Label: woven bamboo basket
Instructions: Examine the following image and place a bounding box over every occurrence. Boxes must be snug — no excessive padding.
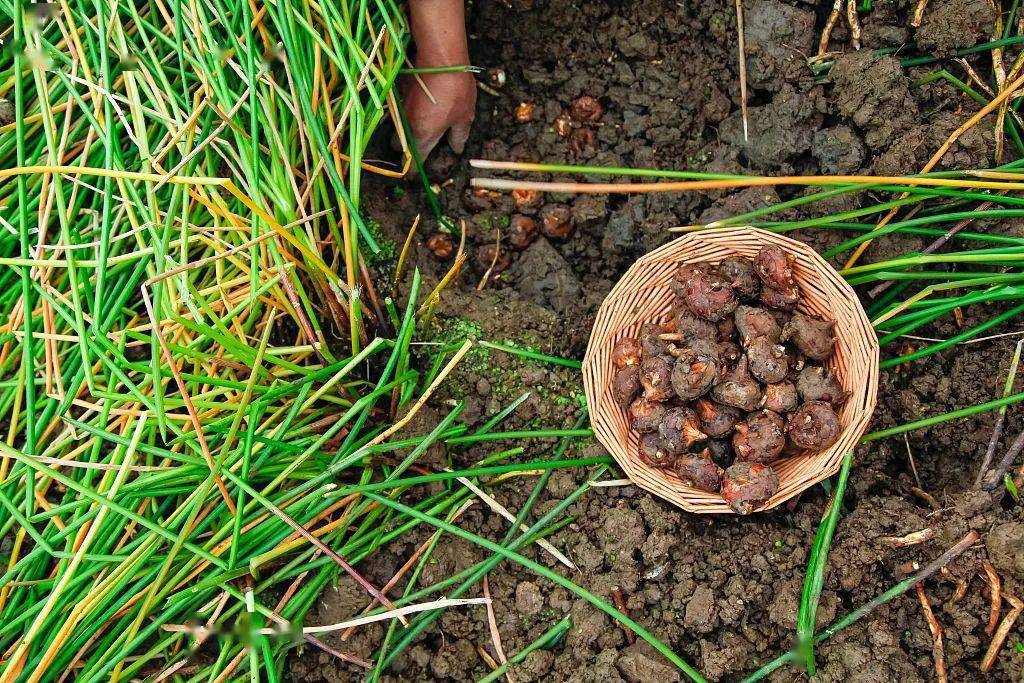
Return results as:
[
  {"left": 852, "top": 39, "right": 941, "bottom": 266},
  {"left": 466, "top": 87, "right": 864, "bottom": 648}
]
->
[{"left": 583, "top": 227, "right": 879, "bottom": 514}]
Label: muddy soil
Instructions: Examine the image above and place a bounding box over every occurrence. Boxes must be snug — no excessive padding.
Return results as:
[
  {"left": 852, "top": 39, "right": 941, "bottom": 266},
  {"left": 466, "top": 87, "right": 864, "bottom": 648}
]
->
[{"left": 289, "top": 0, "right": 1024, "bottom": 680}]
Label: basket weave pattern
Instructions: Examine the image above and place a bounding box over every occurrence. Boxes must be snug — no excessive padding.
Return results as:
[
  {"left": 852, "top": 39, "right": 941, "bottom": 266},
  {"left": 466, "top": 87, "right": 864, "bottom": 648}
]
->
[{"left": 583, "top": 227, "right": 879, "bottom": 514}]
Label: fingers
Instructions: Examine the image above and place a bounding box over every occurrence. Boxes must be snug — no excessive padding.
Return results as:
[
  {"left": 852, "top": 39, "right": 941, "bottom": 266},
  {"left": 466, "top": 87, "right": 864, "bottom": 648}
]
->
[
  {"left": 414, "top": 130, "right": 444, "bottom": 161},
  {"left": 447, "top": 120, "right": 472, "bottom": 155}
]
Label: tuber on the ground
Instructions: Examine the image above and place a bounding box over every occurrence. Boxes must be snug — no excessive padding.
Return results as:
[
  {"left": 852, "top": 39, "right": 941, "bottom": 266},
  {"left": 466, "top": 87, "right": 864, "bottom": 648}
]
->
[
  {"left": 507, "top": 215, "right": 539, "bottom": 249},
  {"left": 722, "top": 462, "right": 780, "bottom": 514}
]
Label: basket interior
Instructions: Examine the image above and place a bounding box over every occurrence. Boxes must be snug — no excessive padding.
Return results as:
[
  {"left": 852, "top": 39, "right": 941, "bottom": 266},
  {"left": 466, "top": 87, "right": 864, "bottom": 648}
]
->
[{"left": 583, "top": 229, "right": 878, "bottom": 514}]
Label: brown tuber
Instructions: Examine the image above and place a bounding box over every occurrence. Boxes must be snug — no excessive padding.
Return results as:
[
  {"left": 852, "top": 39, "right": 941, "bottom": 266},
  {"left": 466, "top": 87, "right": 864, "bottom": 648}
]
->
[
  {"left": 711, "top": 357, "right": 763, "bottom": 412},
  {"left": 639, "top": 433, "right": 674, "bottom": 468},
  {"left": 722, "top": 462, "right": 779, "bottom": 514},
  {"left": 555, "top": 111, "right": 573, "bottom": 137},
  {"left": 754, "top": 245, "right": 797, "bottom": 292},
  {"left": 675, "top": 451, "right": 724, "bottom": 492},
  {"left": 540, "top": 205, "right": 574, "bottom": 240},
  {"left": 611, "top": 337, "right": 641, "bottom": 368},
  {"left": 514, "top": 102, "right": 538, "bottom": 122},
  {"left": 630, "top": 397, "right": 665, "bottom": 433},
  {"left": 673, "top": 309, "right": 718, "bottom": 341},
  {"left": 733, "top": 410, "right": 786, "bottom": 463},
  {"left": 512, "top": 189, "right": 542, "bottom": 211},
  {"left": 782, "top": 313, "right": 836, "bottom": 361},
  {"left": 464, "top": 187, "right": 501, "bottom": 212},
  {"left": 486, "top": 67, "right": 507, "bottom": 88},
  {"left": 746, "top": 336, "right": 790, "bottom": 384},
  {"left": 760, "top": 283, "right": 800, "bottom": 310},
  {"left": 570, "top": 126, "right": 597, "bottom": 153},
  {"left": 719, "top": 255, "right": 760, "bottom": 301},
  {"left": 671, "top": 353, "right": 719, "bottom": 400},
  {"left": 640, "top": 356, "right": 674, "bottom": 401},
  {"left": 570, "top": 95, "right": 603, "bottom": 122},
  {"left": 659, "top": 407, "right": 707, "bottom": 454},
  {"left": 761, "top": 381, "right": 798, "bottom": 414},
  {"left": 734, "top": 305, "right": 781, "bottom": 346},
  {"left": 426, "top": 232, "right": 455, "bottom": 260},
  {"left": 507, "top": 215, "right": 539, "bottom": 249},
  {"left": 695, "top": 400, "right": 740, "bottom": 438},
  {"left": 673, "top": 264, "right": 738, "bottom": 322},
  {"left": 613, "top": 366, "right": 640, "bottom": 408},
  {"left": 640, "top": 322, "right": 671, "bottom": 358},
  {"left": 796, "top": 366, "right": 846, "bottom": 405},
  {"left": 476, "top": 244, "right": 510, "bottom": 274},
  {"left": 788, "top": 401, "right": 841, "bottom": 450}
]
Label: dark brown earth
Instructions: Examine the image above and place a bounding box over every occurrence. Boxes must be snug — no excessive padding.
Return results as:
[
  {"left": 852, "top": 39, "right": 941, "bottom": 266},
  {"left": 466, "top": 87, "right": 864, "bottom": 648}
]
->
[{"left": 288, "top": 0, "right": 1024, "bottom": 680}]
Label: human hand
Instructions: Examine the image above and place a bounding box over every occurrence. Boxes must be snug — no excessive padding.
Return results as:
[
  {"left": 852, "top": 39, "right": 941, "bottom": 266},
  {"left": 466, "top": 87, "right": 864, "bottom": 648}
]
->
[{"left": 405, "top": 0, "right": 476, "bottom": 159}]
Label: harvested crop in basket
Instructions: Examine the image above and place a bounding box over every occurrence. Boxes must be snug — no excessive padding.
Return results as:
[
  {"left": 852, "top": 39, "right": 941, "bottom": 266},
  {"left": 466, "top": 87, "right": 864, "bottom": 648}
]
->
[{"left": 613, "top": 245, "right": 847, "bottom": 513}]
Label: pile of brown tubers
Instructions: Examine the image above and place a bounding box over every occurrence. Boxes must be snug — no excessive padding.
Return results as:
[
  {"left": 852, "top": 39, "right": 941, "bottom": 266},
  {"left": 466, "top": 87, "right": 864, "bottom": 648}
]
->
[{"left": 611, "top": 245, "right": 847, "bottom": 514}]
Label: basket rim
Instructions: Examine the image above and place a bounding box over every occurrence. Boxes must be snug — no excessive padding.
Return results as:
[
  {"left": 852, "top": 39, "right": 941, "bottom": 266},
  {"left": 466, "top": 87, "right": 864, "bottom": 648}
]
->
[{"left": 582, "top": 227, "right": 880, "bottom": 514}]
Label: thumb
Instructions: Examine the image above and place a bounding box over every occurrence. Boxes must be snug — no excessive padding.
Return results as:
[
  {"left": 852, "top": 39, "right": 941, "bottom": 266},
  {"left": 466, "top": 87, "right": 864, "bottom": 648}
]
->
[{"left": 448, "top": 120, "right": 472, "bottom": 155}]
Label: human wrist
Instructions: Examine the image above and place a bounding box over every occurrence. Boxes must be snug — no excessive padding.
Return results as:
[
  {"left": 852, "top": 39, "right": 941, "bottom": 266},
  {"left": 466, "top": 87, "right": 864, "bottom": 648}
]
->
[{"left": 410, "top": 0, "right": 470, "bottom": 67}]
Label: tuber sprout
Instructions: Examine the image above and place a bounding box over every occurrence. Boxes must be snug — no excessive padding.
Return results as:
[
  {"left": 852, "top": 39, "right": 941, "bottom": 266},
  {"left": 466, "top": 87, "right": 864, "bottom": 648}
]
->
[
  {"left": 630, "top": 397, "right": 665, "bottom": 433},
  {"left": 675, "top": 451, "right": 724, "bottom": 492},
  {"left": 712, "top": 357, "right": 763, "bottom": 412},
  {"left": 640, "top": 322, "right": 671, "bottom": 358},
  {"left": 733, "top": 410, "right": 786, "bottom": 463},
  {"left": 640, "top": 356, "right": 674, "bottom": 401},
  {"left": 673, "top": 264, "right": 738, "bottom": 322},
  {"left": 722, "top": 462, "right": 780, "bottom": 514},
  {"left": 760, "top": 381, "right": 798, "bottom": 414},
  {"left": 719, "top": 255, "right": 760, "bottom": 301},
  {"left": 659, "top": 407, "right": 708, "bottom": 454},
  {"left": 788, "top": 401, "right": 841, "bottom": 450},
  {"left": 671, "top": 352, "right": 719, "bottom": 400},
  {"left": 695, "top": 399, "right": 741, "bottom": 437},
  {"left": 782, "top": 313, "right": 836, "bottom": 361},
  {"left": 746, "top": 336, "right": 790, "bottom": 384},
  {"left": 796, "top": 366, "right": 846, "bottom": 405}
]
